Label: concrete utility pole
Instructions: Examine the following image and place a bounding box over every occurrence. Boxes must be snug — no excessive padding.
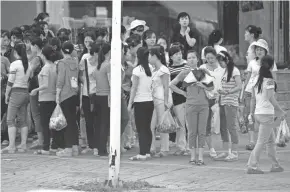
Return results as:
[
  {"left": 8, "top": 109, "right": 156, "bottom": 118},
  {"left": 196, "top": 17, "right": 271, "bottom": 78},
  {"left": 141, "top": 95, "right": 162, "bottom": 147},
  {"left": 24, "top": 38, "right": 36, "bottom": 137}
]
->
[{"left": 106, "top": 0, "right": 122, "bottom": 188}]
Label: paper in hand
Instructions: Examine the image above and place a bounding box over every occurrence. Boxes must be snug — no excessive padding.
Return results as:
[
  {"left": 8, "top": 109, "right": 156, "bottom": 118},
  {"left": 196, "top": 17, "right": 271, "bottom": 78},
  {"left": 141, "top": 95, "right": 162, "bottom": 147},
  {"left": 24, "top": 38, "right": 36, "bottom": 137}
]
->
[{"left": 184, "top": 71, "right": 197, "bottom": 83}]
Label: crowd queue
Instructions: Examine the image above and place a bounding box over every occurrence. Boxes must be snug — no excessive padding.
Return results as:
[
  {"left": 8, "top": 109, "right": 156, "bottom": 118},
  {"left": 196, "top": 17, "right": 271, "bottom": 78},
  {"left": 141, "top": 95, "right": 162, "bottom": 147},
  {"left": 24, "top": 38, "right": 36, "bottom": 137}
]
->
[{"left": 1, "top": 12, "right": 287, "bottom": 174}]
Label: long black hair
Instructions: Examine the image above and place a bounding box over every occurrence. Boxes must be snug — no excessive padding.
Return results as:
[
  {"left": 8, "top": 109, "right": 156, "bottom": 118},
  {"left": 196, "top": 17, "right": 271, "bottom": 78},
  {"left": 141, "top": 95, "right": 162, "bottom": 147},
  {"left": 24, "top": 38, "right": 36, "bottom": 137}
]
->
[
  {"left": 217, "top": 50, "right": 234, "bottom": 82},
  {"left": 14, "top": 42, "right": 28, "bottom": 72},
  {"left": 137, "top": 47, "right": 151, "bottom": 77},
  {"left": 97, "top": 42, "right": 111, "bottom": 70},
  {"left": 245, "top": 25, "right": 262, "bottom": 40},
  {"left": 142, "top": 30, "right": 156, "bottom": 48},
  {"left": 208, "top": 29, "right": 223, "bottom": 47},
  {"left": 149, "top": 45, "right": 166, "bottom": 66},
  {"left": 255, "top": 55, "right": 276, "bottom": 93}
]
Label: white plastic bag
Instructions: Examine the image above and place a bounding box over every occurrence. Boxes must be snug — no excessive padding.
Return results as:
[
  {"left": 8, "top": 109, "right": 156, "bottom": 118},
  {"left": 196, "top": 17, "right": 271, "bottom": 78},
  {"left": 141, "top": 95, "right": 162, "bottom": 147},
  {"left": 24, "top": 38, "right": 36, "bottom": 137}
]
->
[
  {"left": 211, "top": 103, "right": 220, "bottom": 134},
  {"left": 275, "top": 119, "right": 290, "bottom": 144},
  {"left": 49, "top": 104, "right": 67, "bottom": 131},
  {"left": 156, "top": 108, "right": 182, "bottom": 133}
]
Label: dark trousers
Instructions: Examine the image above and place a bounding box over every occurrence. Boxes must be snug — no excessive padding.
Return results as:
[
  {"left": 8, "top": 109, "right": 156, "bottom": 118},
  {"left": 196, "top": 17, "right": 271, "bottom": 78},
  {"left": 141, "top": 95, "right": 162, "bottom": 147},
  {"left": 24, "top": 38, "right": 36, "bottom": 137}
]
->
[
  {"left": 134, "top": 101, "right": 154, "bottom": 155},
  {"left": 40, "top": 101, "right": 64, "bottom": 150},
  {"left": 60, "top": 95, "right": 79, "bottom": 148},
  {"left": 1, "top": 97, "right": 8, "bottom": 142},
  {"left": 94, "top": 95, "right": 110, "bottom": 155},
  {"left": 82, "top": 95, "right": 97, "bottom": 149}
]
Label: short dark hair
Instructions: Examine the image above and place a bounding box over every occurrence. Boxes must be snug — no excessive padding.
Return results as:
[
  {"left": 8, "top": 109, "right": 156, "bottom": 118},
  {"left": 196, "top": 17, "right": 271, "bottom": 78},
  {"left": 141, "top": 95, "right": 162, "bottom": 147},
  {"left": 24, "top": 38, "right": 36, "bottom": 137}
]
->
[
  {"left": 177, "top": 12, "right": 190, "bottom": 21},
  {"left": 1, "top": 30, "right": 10, "bottom": 39},
  {"left": 204, "top": 46, "right": 217, "bottom": 57},
  {"left": 11, "top": 27, "right": 23, "bottom": 39}
]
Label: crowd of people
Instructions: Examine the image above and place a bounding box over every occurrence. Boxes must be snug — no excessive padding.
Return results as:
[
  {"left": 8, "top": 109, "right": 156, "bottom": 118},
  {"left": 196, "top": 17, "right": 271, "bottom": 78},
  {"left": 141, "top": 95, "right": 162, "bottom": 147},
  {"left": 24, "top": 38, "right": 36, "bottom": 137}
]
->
[{"left": 1, "top": 11, "right": 287, "bottom": 174}]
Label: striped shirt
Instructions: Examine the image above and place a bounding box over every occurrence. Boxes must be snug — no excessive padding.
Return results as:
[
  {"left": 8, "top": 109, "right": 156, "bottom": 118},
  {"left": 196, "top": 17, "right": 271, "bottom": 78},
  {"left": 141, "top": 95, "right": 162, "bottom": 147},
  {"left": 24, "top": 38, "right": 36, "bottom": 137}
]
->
[
  {"left": 220, "top": 67, "right": 241, "bottom": 107},
  {"left": 168, "top": 62, "right": 191, "bottom": 106}
]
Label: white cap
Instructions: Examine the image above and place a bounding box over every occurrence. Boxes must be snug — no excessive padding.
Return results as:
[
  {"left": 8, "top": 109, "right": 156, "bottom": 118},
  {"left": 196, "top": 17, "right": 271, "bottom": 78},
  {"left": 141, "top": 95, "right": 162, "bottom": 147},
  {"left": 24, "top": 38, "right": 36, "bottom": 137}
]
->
[
  {"left": 251, "top": 39, "right": 269, "bottom": 53},
  {"left": 129, "top": 19, "right": 146, "bottom": 30}
]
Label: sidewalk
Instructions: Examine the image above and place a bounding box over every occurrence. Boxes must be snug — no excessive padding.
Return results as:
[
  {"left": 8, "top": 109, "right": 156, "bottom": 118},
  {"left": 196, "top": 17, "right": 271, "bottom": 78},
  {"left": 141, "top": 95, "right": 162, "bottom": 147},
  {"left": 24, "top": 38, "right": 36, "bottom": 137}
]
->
[{"left": 2, "top": 134, "right": 290, "bottom": 192}]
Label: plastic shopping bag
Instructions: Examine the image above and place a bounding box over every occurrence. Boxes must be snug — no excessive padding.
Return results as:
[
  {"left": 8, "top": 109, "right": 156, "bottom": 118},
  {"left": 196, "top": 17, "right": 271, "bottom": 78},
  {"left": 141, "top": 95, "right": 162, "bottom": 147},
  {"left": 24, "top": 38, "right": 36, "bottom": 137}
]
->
[
  {"left": 275, "top": 119, "right": 290, "bottom": 145},
  {"left": 211, "top": 103, "right": 220, "bottom": 134},
  {"left": 79, "top": 116, "right": 88, "bottom": 147},
  {"left": 156, "top": 108, "right": 182, "bottom": 133},
  {"left": 49, "top": 104, "right": 67, "bottom": 131}
]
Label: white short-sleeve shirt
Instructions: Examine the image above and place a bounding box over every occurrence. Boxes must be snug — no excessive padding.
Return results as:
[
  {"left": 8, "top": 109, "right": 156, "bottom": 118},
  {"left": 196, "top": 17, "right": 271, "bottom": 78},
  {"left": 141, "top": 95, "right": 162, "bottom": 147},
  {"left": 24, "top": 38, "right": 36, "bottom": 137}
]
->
[
  {"left": 132, "top": 65, "right": 153, "bottom": 102},
  {"left": 245, "top": 59, "right": 277, "bottom": 93},
  {"left": 254, "top": 78, "right": 275, "bottom": 115}
]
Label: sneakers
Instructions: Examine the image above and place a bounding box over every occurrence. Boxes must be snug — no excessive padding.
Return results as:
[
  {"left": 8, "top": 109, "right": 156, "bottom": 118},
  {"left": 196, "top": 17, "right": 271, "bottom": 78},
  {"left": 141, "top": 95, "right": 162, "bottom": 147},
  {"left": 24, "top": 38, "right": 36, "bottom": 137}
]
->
[
  {"left": 246, "top": 167, "right": 264, "bottom": 174},
  {"left": 93, "top": 148, "right": 99, "bottom": 156},
  {"left": 56, "top": 148, "right": 73, "bottom": 157},
  {"left": 224, "top": 152, "right": 238, "bottom": 162},
  {"left": 1, "top": 146, "right": 16, "bottom": 154},
  {"left": 214, "top": 153, "right": 228, "bottom": 161},
  {"left": 72, "top": 145, "right": 79, "bottom": 156},
  {"left": 129, "top": 154, "right": 147, "bottom": 161},
  {"left": 81, "top": 147, "right": 93, "bottom": 154},
  {"left": 154, "top": 151, "right": 168, "bottom": 158},
  {"left": 209, "top": 148, "right": 217, "bottom": 158},
  {"left": 30, "top": 140, "right": 43, "bottom": 150},
  {"left": 270, "top": 165, "right": 284, "bottom": 173}
]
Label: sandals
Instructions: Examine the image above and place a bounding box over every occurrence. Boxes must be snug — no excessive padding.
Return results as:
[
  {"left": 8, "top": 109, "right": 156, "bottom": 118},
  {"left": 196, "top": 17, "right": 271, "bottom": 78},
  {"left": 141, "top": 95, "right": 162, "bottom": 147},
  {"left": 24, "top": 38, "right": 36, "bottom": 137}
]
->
[
  {"left": 196, "top": 160, "right": 205, "bottom": 166},
  {"left": 189, "top": 160, "right": 197, "bottom": 165},
  {"left": 34, "top": 150, "right": 50, "bottom": 155},
  {"left": 1, "top": 147, "right": 16, "bottom": 154},
  {"left": 17, "top": 144, "right": 27, "bottom": 153}
]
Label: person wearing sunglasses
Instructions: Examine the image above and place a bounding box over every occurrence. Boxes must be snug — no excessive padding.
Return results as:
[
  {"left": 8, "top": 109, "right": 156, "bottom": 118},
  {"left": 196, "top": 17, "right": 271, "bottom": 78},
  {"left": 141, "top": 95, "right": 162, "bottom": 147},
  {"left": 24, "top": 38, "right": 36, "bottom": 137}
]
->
[{"left": 129, "top": 19, "right": 148, "bottom": 37}]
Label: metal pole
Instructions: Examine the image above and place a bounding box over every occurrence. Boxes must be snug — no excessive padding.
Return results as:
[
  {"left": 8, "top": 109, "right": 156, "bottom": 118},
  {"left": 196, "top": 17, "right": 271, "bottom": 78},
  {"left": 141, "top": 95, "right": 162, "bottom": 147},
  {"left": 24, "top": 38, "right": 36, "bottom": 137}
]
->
[{"left": 106, "top": 0, "right": 122, "bottom": 188}]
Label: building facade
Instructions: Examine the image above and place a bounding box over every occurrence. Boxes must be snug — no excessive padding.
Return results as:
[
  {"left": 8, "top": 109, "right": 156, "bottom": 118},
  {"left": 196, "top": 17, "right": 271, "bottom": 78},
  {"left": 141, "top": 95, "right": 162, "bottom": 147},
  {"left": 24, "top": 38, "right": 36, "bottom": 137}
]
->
[{"left": 1, "top": 1, "right": 289, "bottom": 68}]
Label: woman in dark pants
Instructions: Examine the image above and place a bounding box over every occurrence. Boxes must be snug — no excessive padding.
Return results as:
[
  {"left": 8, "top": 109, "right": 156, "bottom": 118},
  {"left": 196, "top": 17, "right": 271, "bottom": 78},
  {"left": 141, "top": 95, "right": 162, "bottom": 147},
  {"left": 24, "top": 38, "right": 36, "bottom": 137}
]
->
[
  {"left": 56, "top": 41, "right": 79, "bottom": 157},
  {"left": 93, "top": 42, "right": 111, "bottom": 157},
  {"left": 32, "top": 45, "right": 63, "bottom": 155},
  {"left": 127, "top": 47, "right": 154, "bottom": 161}
]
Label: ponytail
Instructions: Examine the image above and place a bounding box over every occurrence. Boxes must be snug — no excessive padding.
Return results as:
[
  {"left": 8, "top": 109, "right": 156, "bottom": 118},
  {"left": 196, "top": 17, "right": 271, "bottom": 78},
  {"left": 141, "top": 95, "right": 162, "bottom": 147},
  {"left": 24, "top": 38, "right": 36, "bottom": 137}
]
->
[{"left": 14, "top": 43, "right": 28, "bottom": 73}]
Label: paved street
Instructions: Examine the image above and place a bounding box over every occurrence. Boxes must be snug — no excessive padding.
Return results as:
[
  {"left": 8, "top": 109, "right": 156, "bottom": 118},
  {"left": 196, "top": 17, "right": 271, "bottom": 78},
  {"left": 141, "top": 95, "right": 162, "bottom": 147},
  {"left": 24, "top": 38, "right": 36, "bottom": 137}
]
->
[{"left": 2, "top": 134, "right": 290, "bottom": 192}]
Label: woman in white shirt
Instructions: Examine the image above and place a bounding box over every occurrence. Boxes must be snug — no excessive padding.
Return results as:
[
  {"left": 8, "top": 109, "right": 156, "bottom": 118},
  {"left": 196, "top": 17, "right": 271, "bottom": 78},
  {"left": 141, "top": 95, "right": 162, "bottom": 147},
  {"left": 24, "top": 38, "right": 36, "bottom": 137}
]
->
[
  {"left": 244, "top": 39, "right": 277, "bottom": 151},
  {"left": 247, "top": 55, "right": 285, "bottom": 174},
  {"left": 149, "top": 45, "right": 172, "bottom": 157},
  {"left": 201, "top": 29, "right": 227, "bottom": 63},
  {"left": 244, "top": 25, "right": 262, "bottom": 64},
  {"left": 79, "top": 43, "right": 101, "bottom": 156},
  {"left": 2, "top": 43, "right": 30, "bottom": 154},
  {"left": 199, "top": 46, "right": 225, "bottom": 158},
  {"left": 128, "top": 47, "right": 154, "bottom": 161}
]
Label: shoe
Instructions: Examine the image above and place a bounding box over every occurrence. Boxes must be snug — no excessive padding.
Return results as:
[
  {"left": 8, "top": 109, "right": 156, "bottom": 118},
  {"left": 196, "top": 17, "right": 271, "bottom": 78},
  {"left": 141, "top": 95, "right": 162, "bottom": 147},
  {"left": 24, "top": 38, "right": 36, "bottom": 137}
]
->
[
  {"left": 154, "top": 151, "right": 168, "bottom": 158},
  {"left": 173, "top": 150, "right": 187, "bottom": 156},
  {"left": 196, "top": 160, "right": 205, "bottom": 166},
  {"left": 270, "top": 165, "right": 284, "bottom": 173},
  {"left": 56, "top": 148, "right": 73, "bottom": 157},
  {"left": 34, "top": 150, "right": 50, "bottom": 155},
  {"left": 214, "top": 153, "right": 228, "bottom": 161},
  {"left": 72, "top": 145, "right": 79, "bottom": 156},
  {"left": 224, "top": 152, "right": 238, "bottom": 162},
  {"left": 81, "top": 147, "right": 93, "bottom": 154},
  {"left": 93, "top": 148, "right": 99, "bottom": 156},
  {"left": 146, "top": 154, "right": 151, "bottom": 158},
  {"left": 2, "top": 140, "right": 9, "bottom": 146},
  {"left": 1, "top": 147, "right": 16, "bottom": 154},
  {"left": 129, "top": 154, "right": 147, "bottom": 161},
  {"left": 209, "top": 148, "right": 217, "bottom": 158},
  {"left": 246, "top": 167, "right": 264, "bottom": 174},
  {"left": 50, "top": 148, "right": 58, "bottom": 153},
  {"left": 17, "top": 144, "right": 27, "bottom": 153},
  {"left": 246, "top": 143, "right": 255, "bottom": 151},
  {"left": 29, "top": 140, "right": 43, "bottom": 150}
]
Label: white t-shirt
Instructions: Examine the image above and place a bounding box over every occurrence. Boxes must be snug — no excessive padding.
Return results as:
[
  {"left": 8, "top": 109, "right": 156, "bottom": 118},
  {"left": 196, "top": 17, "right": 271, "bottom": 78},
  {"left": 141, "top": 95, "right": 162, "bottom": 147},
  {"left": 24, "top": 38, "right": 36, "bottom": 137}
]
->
[
  {"left": 220, "top": 67, "right": 241, "bottom": 107},
  {"left": 199, "top": 63, "right": 225, "bottom": 99},
  {"left": 201, "top": 45, "right": 227, "bottom": 60},
  {"left": 82, "top": 58, "right": 97, "bottom": 96},
  {"left": 151, "top": 65, "right": 172, "bottom": 102},
  {"left": 246, "top": 41, "right": 256, "bottom": 64},
  {"left": 254, "top": 78, "right": 275, "bottom": 115},
  {"left": 8, "top": 60, "right": 28, "bottom": 88},
  {"left": 245, "top": 59, "right": 277, "bottom": 93},
  {"left": 132, "top": 65, "right": 153, "bottom": 102}
]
